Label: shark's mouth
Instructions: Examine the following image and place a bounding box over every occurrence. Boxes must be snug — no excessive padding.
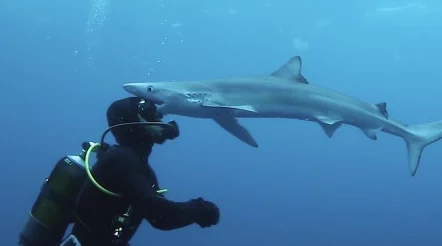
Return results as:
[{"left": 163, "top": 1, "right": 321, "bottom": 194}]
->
[
  {"left": 155, "top": 102, "right": 168, "bottom": 113},
  {"left": 150, "top": 98, "right": 166, "bottom": 105}
]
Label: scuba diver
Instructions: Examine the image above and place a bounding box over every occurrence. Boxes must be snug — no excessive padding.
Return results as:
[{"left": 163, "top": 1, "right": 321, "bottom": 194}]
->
[{"left": 19, "top": 96, "right": 220, "bottom": 246}]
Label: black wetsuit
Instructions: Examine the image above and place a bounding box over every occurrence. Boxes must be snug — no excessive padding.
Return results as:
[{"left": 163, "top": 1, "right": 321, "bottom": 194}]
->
[
  {"left": 71, "top": 144, "right": 202, "bottom": 246},
  {"left": 70, "top": 97, "right": 219, "bottom": 246}
]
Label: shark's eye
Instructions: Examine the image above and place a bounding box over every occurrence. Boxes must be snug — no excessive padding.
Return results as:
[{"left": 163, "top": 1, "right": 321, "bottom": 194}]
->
[{"left": 147, "top": 86, "right": 154, "bottom": 92}]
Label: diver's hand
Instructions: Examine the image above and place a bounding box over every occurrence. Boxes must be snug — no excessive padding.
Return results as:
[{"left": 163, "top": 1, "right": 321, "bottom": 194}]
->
[
  {"left": 164, "top": 120, "right": 179, "bottom": 140},
  {"left": 193, "top": 198, "right": 220, "bottom": 228}
]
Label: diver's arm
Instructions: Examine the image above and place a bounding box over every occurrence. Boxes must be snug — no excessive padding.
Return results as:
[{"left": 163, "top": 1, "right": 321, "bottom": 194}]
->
[
  {"left": 112, "top": 149, "right": 201, "bottom": 231},
  {"left": 140, "top": 193, "right": 203, "bottom": 230}
]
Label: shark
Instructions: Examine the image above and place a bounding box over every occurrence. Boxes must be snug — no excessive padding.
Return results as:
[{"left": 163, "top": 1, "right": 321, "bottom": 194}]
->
[{"left": 122, "top": 55, "right": 442, "bottom": 176}]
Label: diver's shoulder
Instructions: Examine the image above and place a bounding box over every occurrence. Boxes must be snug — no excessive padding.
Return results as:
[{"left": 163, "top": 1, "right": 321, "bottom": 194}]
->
[{"left": 99, "top": 144, "right": 137, "bottom": 160}]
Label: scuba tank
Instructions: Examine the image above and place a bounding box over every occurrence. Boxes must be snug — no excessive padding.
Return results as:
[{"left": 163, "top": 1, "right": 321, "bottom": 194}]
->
[
  {"left": 19, "top": 120, "right": 174, "bottom": 246},
  {"left": 18, "top": 142, "right": 98, "bottom": 246}
]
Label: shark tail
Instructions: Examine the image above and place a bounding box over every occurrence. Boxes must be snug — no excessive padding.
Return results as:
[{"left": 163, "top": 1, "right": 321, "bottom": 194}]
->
[{"left": 406, "top": 120, "right": 442, "bottom": 176}]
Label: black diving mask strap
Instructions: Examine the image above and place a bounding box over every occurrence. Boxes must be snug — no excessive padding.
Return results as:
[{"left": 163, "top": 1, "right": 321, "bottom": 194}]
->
[{"left": 99, "top": 121, "right": 177, "bottom": 147}]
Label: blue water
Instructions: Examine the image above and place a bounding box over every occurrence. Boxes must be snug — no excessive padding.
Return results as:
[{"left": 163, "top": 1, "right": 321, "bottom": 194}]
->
[{"left": 2, "top": 0, "right": 442, "bottom": 245}]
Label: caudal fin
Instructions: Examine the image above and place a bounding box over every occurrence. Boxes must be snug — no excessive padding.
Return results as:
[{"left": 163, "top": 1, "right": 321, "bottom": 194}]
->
[{"left": 406, "top": 120, "right": 442, "bottom": 176}]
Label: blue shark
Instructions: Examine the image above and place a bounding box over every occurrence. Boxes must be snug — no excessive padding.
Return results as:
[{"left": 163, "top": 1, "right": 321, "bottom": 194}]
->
[{"left": 123, "top": 56, "right": 442, "bottom": 176}]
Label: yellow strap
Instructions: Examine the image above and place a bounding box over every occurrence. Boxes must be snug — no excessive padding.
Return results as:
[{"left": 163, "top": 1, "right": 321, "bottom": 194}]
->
[{"left": 84, "top": 143, "right": 168, "bottom": 198}]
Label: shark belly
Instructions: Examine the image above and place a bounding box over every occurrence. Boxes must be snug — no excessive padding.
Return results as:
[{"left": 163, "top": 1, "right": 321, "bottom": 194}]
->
[
  {"left": 303, "top": 93, "right": 387, "bottom": 130},
  {"left": 159, "top": 103, "right": 220, "bottom": 119},
  {"left": 229, "top": 86, "right": 392, "bottom": 140}
]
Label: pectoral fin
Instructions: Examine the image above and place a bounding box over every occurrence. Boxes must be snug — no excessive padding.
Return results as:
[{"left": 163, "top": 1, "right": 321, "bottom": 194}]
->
[{"left": 212, "top": 116, "right": 258, "bottom": 147}]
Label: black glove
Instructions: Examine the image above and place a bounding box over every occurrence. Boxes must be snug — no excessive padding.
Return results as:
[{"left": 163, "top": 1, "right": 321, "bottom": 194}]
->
[
  {"left": 163, "top": 120, "right": 179, "bottom": 140},
  {"left": 192, "top": 198, "right": 220, "bottom": 228}
]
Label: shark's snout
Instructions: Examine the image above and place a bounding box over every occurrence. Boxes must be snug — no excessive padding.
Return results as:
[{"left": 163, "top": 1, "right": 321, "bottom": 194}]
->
[
  {"left": 123, "top": 83, "right": 141, "bottom": 96},
  {"left": 123, "top": 82, "right": 165, "bottom": 105}
]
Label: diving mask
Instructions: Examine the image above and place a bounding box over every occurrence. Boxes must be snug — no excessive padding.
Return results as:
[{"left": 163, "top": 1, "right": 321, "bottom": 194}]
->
[{"left": 137, "top": 99, "right": 179, "bottom": 141}]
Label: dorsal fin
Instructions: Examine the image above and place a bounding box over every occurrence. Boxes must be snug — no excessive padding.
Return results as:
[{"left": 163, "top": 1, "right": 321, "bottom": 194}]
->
[
  {"left": 271, "top": 56, "right": 309, "bottom": 84},
  {"left": 375, "top": 102, "right": 388, "bottom": 119}
]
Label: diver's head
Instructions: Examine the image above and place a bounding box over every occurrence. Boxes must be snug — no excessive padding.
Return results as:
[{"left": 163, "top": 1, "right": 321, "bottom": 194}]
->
[{"left": 106, "top": 97, "right": 179, "bottom": 148}]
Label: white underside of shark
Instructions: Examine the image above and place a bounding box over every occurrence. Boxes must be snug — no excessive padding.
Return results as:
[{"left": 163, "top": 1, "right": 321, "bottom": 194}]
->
[{"left": 123, "top": 56, "right": 442, "bottom": 176}]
